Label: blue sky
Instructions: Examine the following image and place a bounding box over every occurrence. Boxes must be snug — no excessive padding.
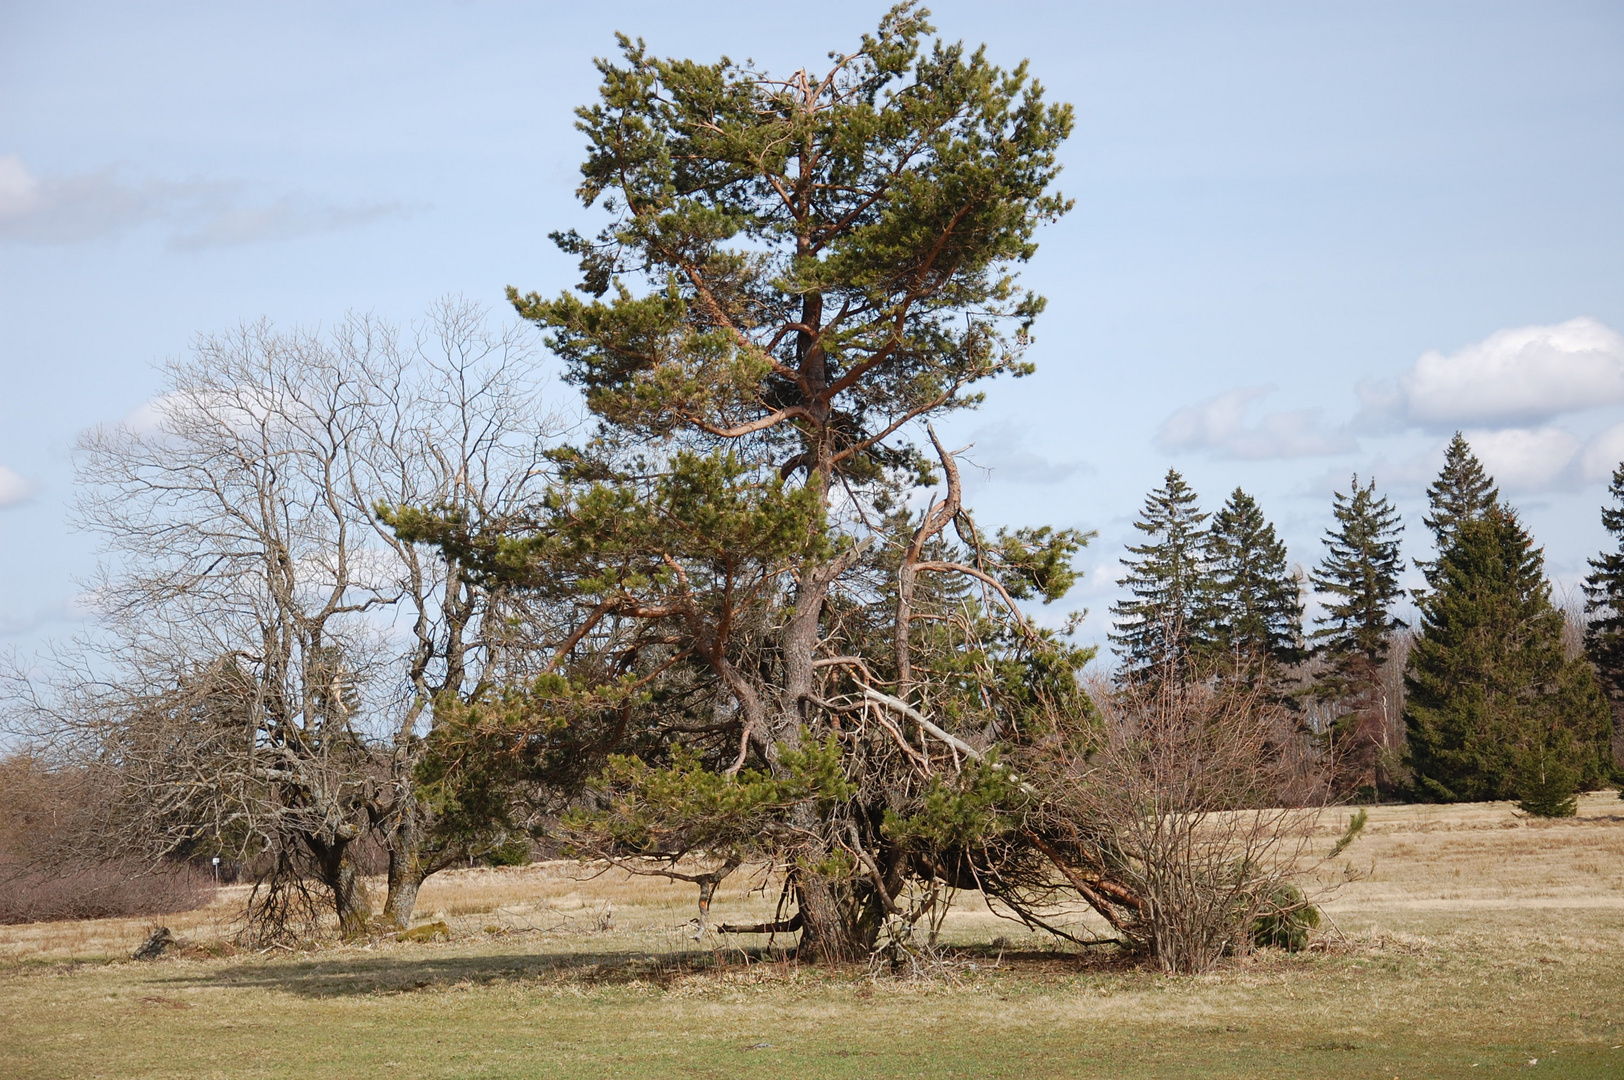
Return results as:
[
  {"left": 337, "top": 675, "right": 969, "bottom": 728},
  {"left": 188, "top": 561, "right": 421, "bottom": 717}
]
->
[{"left": 2, "top": 0, "right": 1622, "bottom": 656}]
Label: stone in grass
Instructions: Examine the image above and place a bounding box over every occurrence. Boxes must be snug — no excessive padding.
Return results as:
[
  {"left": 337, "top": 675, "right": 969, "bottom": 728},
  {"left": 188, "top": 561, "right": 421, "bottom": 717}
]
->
[
  {"left": 132, "top": 926, "right": 174, "bottom": 960},
  {"left": 396, "top": 920, "right": 451, "bottom": 943}
]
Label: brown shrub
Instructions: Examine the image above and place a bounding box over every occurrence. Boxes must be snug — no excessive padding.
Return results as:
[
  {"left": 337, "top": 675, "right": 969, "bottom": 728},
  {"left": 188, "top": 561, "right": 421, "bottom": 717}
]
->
[
  {"left": 0, "top": 752, "right": 215, "bottom": 924},
  {"left": 0, "top": 858, "right": 214, "bottom": 925}
]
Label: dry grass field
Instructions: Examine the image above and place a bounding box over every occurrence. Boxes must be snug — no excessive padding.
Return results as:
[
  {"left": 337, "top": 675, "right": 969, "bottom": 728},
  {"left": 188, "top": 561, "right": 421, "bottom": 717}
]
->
[{"left": 1, "top": 794, "right": 1620, "bottom": 1079}]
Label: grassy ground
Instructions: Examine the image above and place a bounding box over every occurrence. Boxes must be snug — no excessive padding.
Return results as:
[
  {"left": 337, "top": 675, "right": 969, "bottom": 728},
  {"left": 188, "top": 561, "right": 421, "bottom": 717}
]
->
[{"left": 2, "top": 794, "right": 1621, "bottom": 1079}]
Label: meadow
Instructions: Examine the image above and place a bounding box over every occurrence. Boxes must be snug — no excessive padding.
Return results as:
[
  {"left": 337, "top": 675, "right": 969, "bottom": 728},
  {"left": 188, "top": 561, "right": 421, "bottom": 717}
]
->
[{"left": 1, "top": 794, "right": 1621, "bottom": 1079}]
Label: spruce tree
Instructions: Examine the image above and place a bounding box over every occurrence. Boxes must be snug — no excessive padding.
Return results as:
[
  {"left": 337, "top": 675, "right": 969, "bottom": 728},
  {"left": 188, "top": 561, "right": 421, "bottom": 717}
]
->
[
  {"left": 1404, "top": 507, "right": 1609, "bottom": 808},
  {"left": 1310, "top": 476, "right": 1406, "bottom": 789},
  {"left": 1206, "top": 488, "right": 1303, "bottom": 674},
  {"left": 1111, "top": 470, "right": 1210, "bottom": 684},
  {"left": 1419, "top": 432, "right": 1499, "bottom": 586},
  {"left": 1582, "top": 461, "right": 1624, "bottom": 788}
]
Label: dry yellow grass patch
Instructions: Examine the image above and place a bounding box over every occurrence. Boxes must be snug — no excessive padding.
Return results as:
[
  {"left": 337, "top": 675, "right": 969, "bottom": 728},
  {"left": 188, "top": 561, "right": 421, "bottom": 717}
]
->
[
  {"left": 3, "top": 792, "right": 1619, "bottom": 962},
  {"left": 2, "top": 795, "right": 1622, "bottom": 1079},
  {"left": 1323, "top": 791, "right": 1624, "bottom": 912}
]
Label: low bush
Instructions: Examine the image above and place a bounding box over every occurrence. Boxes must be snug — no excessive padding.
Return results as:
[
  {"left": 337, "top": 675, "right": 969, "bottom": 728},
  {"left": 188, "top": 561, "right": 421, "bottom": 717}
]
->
[
  {"left": 1249, "top": 882, "right": 1321, "bottom": 952},
  {"left": 0, "top": 858, "right": 214, "bottom": 924}
]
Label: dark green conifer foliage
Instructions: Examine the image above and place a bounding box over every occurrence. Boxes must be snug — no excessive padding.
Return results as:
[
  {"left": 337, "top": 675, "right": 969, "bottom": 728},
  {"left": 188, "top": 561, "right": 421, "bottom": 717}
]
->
[
  {"left": 1206, "top": 488, "right": 1303, "bottom": 673},
  {"left": 1310, "top": 476, "right": 1406, "bottom": 786},
  {"left": 394, "top": 5, "right": 1087, "bottom": 963},
  {"left": 1110, "top": 470, "right": 1209, "bottom": 684},
  {"left": 1582, "top": 462, "right": 1624, "bottom": 785},
  {"left": 1404, "top": 507, "right": 1609, "bottom": 806},
  {"left": 1419, "top": 433, "right": 1499, "bottom": 586}
]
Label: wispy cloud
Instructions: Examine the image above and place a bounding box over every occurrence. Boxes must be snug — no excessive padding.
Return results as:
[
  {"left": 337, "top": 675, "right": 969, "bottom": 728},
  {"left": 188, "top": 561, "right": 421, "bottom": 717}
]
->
[
  {"left": 1359, "top": 317, "right": 1624, "bottom": 430},
  {"left": 170, "top": 196, "right": 407, "bottom": 250},
  {"left": 0, "top": 153, "right": 408, "bottom": 248},
  {"left": 0, "top": 594, "right": 95, "bottom": 639},
  {"left": 960, "top": 420, "right": 1090, "bottom": 485},
  {"left": 1157, "top": 386, "right": 1357, "bottom": 460},
  {"left": 0, "top": 465, "right": 35, "bottom": 508}
]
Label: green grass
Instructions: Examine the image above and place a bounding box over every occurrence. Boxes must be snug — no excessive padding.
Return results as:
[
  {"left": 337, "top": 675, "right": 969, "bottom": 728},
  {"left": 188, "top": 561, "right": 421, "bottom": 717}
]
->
[{"left": 3, "top": 907, "right": 1621, "bottom": 1079}]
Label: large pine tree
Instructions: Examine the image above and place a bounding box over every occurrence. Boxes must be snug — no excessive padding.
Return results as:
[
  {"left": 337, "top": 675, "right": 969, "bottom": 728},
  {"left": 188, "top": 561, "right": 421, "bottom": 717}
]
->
[
  {"left": 1582, "top": 462, "right": 1624, "bottom": 783},
  {"left": 1206, "top": 487, "right": 1303, "bottom": 674},
  {"left": 1404, "top": 506, "right": 1609, "bottom": 807},
  {"left": 1311, "top": 475, "right": 1406, "bottom": 788},
  {"left": 1111, "top": 469, "right": 1210, "bottom": 684}
]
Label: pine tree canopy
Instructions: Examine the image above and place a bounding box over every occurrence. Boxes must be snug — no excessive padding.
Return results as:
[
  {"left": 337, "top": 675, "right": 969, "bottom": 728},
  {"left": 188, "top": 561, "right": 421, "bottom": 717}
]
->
[
  {"left": 1420, "top": 433, "right": 1499, "bottom": 585},
  {"left": 1206, "top": 487, "right": 1303, "bottom": 669},
  {"left": 1404, "top": 506, "right": 1609, "bottom": 803},
  {"left": 1110, "top": 469, "right": 1210, "bottom": 683},
  {"left": 1312, "top": 475, "right": 1406, "bottom": 667},
  {"left": 510, "top": 2, "right": 1074, "bottom": 483},
  {"left": 1582, "top": 461, "right": 1624, "bottom": 777}
]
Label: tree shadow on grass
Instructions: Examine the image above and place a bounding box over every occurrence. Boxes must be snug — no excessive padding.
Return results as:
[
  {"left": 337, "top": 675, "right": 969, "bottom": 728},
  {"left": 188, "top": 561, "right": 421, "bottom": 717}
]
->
[
  {"left": 152, "top": 941, "right": 1115, "bottom": 999},
  {"left": 155, "top": 944, "right": 799, "bottom": 999}
]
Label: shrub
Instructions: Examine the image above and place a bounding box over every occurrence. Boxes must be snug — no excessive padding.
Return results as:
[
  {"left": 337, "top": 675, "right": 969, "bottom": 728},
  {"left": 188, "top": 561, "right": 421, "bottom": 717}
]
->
[
  {"left": 1249, "top": 882, "right": 1321, "bottom": 951},
  {"left": 0, "top": 858, "right": 214, "bottom": 924}
]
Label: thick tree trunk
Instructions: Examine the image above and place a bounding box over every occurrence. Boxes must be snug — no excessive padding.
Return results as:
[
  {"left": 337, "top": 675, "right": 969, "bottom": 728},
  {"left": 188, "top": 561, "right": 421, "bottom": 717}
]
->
[
  {"left": 329, "top": 857, "right": 372, "bottom": 939},
  {"left": 378, "top": 800, "right": 433, "bottom": 931},
  {"left": 794, "top": 870, "right": 882, "bottom": 962},
  {"left": 306, "top": 833, "right": 372, "bottom": 939}
]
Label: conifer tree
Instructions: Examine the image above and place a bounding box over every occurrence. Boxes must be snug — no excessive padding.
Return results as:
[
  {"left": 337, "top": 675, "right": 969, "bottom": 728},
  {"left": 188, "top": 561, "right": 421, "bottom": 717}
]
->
[
  {"left": 1583, "top": 462, "right": 1624, "bottom": 787},
  {"left": 1419, "top": 432, "right": 1499, "bottom": 585},
  {"left": 1206, "top": 488, "right": 1303, "bottom": 674},
  {"left": 1310, "top": 476, "right": 1406, "bottom": 788},
  {"left": 1111, "top": 470, "right": 1210, "bottom": 684},
  {"left": 1404, "top": 507, "right": 1609, "bottom": 808},
  {"left": 392, "top": 5, "right": 1085, "bottom": 961}
]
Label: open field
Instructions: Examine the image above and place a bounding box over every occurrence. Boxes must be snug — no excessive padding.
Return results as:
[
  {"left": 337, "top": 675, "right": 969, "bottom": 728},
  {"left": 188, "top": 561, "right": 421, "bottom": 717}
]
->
[{"left": 2, "top": 794, "right": 1621, "bottom": 1079}]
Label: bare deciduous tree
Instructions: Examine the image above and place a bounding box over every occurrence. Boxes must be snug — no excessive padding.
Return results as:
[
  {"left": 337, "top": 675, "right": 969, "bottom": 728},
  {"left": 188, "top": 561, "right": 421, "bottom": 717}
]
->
[{"left": 10, "top": 298, "right": 564, "bottom": 937}]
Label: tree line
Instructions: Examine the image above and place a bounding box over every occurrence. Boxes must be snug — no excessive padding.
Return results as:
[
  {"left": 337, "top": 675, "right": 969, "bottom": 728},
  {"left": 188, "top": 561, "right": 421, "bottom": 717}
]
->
[
  {"left": 1109, "top": 434, "right": 1620, "bottom": 814},
  {"left": 2, "top": 4, "right": 1618, "bottom": 973}
]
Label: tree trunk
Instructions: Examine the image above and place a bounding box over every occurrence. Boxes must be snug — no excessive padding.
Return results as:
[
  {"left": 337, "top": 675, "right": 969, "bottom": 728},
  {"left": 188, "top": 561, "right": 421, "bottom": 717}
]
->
[
  {"left": 378, "top": 800, "right": 432, "bottom": 931},
  {"left": 306, "top": 834, "right": 372, "bottom": 939},
  {"left": 330, "top": 857, "right": 372, "bottom": 939},
  {"left": 789, "top": 821, "right": 886, "bottom": 963}
]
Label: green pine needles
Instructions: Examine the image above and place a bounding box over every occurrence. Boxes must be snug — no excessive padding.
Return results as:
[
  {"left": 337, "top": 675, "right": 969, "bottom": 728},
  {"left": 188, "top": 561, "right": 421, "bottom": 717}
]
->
[
  {"left": 1110, "top": 470, "right": 1210, "bottom": 683},
  {"left": 1404, "top": 505, "right": 1609, "bottom": 810},
  {"left": 1310, "top": 475, "right": 1406, "bottom": 788},
  {"left": 1583, "top": 462, "right": 1624, "bottom": 793},
  {"left": 1111, "top": 472, "right": 1301, "bottom": 687},
  {"left": 1207, "top": 487, "right": 1304, "bottom": 673}
]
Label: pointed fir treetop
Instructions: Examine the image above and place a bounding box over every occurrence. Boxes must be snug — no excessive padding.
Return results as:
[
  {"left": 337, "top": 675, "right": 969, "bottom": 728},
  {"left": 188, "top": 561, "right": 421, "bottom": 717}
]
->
[
  {"left": 1417, "top": 504, "right": 1550, "bottom": 642},
  {"left": 1207, "top": 487, "right": 1303, "bottom": 668},
  {"left": 1423, "top": 433, "right": 1500, "bottom": 557},
  {"left": 1110, "top": 469, "right": 1210, "bottom": 682},
  {"left": 1311, "top": 474, "right": 1406, "bottom": 666}
]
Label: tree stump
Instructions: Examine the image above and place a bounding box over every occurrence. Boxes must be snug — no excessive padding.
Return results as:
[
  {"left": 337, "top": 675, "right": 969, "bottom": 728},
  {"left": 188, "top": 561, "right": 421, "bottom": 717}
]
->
[{"left": 132, "top": 926, "right": 174, "bottom": 960}]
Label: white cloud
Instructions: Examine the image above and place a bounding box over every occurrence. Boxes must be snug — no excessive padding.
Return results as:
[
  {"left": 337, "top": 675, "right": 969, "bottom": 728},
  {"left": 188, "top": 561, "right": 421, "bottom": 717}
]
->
[
  {"left": 1579, "top": 421, "right": 1624, "bottom": 485},
  {"left": 0, "top": 153, "right": 406, "bottom": 248},
  {"left": 1465, "top": 427, "right": 1582, "bottom": 492},
  {"left": 0, "top": 465, "right": 35, "bottom": 507},
  {"left": 1157, "top": 386, "right": 1357, "bottom": 460},
  {"left": 1363, "top": 317, "right": 1624, "bottom": 429}
]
